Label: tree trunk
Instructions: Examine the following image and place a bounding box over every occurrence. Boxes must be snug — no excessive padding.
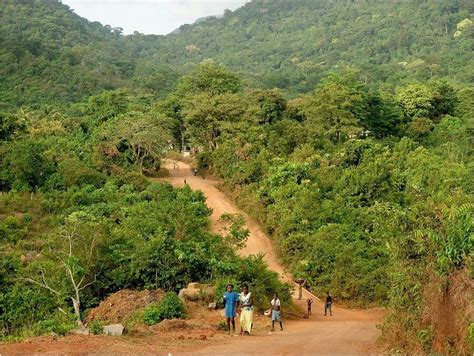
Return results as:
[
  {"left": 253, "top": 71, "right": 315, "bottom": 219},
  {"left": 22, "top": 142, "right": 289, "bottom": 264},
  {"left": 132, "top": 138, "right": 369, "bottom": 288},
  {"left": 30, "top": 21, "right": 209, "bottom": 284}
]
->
[{"left": 71, "top": 296, "right": 83, "bottom": 326}]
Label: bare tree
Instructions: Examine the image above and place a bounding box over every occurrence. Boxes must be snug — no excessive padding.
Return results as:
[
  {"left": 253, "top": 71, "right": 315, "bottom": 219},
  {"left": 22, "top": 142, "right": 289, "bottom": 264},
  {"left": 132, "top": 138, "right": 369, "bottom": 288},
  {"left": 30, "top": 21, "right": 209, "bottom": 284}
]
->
[{"left": 21, "top": 212, "right": 100, "bottom": 326}]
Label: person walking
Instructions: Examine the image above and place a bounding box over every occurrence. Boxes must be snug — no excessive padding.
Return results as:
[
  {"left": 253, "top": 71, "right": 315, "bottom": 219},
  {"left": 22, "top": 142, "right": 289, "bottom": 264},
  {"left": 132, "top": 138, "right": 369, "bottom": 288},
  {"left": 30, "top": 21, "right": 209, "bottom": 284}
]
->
[
  {"left": 223, "top": 284, "right": 239, "bottom": 335},
  {"left": 270, "top": 293, "right": 283, "bottom": 331},
  {"left": 325, "top": 292, "right": 333, "bottom": 316},
  {"left": 239, "top": 284, "right": 253, "bottom": 335},
  {"left": 307, "top": 298, "right": 313, "bottom": 316}
]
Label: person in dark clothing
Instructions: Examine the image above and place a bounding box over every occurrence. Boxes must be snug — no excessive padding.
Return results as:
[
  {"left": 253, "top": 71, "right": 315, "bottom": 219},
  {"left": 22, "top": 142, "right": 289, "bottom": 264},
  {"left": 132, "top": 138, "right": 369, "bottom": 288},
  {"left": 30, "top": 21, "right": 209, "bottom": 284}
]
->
[
  {"left": 324, "top": 292, "right": 332, "bottom": 316},
  {"left": 307, "top": 298, "right": 313, "bottom": 315}
]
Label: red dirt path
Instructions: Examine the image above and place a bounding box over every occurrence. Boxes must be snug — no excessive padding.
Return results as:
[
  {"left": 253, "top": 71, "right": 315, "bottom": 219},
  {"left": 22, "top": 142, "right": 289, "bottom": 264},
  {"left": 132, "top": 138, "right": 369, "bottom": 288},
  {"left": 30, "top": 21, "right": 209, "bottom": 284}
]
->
[{"left": 0, "top": 160, "right": 384, "bottom": 355}]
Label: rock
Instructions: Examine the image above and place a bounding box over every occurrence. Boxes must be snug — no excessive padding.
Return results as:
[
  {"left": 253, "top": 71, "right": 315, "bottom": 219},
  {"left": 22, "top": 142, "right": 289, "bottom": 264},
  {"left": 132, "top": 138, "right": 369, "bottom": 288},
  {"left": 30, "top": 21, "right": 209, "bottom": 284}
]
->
[
  {"left": 72, "top": 326, "right": 89, "bottom": 335},
  {"left": 178, "top": 282, "right": 215, "bottom": 301},
  {"left": 208, "top": 302, "right": 217, "bottom": 309},
  {"left": 50, "top": 332, "right": 58, "bottom": 340},
  {"left": 103, "top": 323, "right": 124, "bottom": 336},
  {"left": 178, "top": 287, "right": 201, "bottom": 301}
]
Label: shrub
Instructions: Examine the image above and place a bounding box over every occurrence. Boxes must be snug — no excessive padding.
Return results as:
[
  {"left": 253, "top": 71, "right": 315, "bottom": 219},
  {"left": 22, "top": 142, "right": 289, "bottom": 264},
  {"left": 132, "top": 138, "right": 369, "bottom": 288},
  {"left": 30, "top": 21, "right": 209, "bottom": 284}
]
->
[
  {"left": 34, "top": 318, "right": 74, "bottom": 336},
  {"left": 89, "top": 320, "right": 104, "bottom": 335},
  {"left": 142, "top": 292, "right": 186, "bottom": 326},
  {"left": 142, "top": 305, "right": 161, "bottom": 326}
]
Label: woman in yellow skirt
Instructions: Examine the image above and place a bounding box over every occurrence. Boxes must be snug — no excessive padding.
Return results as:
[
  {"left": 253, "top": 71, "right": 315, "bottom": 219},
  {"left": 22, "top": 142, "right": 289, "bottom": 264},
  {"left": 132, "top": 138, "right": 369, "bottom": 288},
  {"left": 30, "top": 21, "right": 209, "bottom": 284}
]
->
[{"left": 239, "top": 284, "right": 253, "bottom": 335}]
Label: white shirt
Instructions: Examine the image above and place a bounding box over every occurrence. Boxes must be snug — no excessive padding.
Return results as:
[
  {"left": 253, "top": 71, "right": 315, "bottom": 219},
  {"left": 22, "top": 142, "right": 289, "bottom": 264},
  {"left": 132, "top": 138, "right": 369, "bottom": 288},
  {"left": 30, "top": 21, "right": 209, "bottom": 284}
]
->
[
  {"left": 240, "top": 292, "right": 252, "bottom": 306},
  {"left": 271, "top": 298, "right": 281, "bottom": 307}
]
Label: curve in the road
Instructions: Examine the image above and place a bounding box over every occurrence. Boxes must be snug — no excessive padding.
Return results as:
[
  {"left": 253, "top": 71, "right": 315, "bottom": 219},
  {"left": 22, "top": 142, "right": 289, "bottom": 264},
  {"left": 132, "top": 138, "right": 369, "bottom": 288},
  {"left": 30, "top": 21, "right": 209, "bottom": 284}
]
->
[{"left": 154, "top": 159, "right": 384, "bottom": 354}]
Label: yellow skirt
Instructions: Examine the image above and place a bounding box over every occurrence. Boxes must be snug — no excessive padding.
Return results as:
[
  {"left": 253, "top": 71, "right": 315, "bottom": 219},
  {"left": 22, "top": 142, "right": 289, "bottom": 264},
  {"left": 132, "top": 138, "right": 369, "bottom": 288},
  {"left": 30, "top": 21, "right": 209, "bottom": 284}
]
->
[{"left": 240, "top": 307, "right": 253, "bottom": 333}]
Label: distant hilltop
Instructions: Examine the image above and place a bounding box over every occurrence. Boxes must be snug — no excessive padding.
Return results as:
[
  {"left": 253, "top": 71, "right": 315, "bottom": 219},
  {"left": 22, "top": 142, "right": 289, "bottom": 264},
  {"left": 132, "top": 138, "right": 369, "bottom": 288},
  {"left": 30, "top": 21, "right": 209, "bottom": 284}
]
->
[{"left": 170, "top": 13, "right": 224, "bottom": 35}]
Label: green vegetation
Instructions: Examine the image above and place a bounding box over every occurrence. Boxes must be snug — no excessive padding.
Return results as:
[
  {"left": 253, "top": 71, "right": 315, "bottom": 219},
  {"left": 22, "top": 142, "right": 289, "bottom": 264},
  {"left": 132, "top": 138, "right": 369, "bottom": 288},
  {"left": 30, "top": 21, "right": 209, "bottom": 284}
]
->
[
  {"left": 158, "top": 62, "right": 472, "bottom": 353},
  {"left": 142, "top": 292, "right": 186, "bottom": 326},
  {"left": 0, "top": 89, "right": 290, "bottom": 337},
  {"left": 1, "top": 1, "right": 473, "bottom": 109},
  {"left": 89, "top": 320, "right": 104, "bottom": 335},
  {"left": 0, "top": 0, "right": 472, "bottom": 354}
]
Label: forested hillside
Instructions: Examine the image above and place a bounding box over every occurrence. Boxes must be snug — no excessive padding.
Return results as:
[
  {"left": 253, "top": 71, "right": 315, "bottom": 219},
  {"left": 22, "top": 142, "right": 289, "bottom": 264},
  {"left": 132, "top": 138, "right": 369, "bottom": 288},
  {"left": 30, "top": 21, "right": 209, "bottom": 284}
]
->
[
  {"left": 0, "top": 0, "right": 473, "bottom": 354},
  {"left": 151, "top": 0, "right": 474, "bottom": 91},
  {"left": 0, "top": 0, "right": 177, "bottom": 109},
  {"left": 1, "top": 0, "right": 473, "bottom": 109}
]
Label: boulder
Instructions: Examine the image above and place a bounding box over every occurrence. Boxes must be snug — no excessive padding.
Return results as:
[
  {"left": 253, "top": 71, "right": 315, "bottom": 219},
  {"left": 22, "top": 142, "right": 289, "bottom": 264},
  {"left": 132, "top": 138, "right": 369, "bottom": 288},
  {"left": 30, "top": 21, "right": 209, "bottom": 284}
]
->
[
  {"left": 178, "top": 287, "right": 201, "bottom": 301},
  {"left": 208, "top": 302, "right": 217, "bottom": 309},
  {"left": 178, "top": 282, "right": 216, "bottom": 301},
  {"left": 72, "top": 326, "right": 89, "bottom": 335},
  {"left": 103, "top": 323, "right": 124, "bottom": 336}
]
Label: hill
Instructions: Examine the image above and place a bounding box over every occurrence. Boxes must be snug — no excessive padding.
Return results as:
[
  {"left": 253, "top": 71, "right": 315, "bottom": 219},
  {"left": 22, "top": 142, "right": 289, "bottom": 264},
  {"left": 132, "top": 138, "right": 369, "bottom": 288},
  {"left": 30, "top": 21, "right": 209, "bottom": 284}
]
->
[
  {"left": 0, "top": 1, "right": 473, "bottom": 354},
  {"left": 0, "top": 0, "right": 177, "bottom": 109},
  {"left": 137, "top": 0, "right": 474, "bottom": 91},
  {"left": 1, "top": 0, "right": 473, "bottom": 109}
]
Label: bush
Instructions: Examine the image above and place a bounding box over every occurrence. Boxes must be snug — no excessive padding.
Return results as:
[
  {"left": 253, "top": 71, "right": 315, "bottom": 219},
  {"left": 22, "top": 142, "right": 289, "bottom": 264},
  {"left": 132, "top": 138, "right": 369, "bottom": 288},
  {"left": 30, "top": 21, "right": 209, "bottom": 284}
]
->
[
  {"left": 89, "top": 320, "right": 104, "bottom": 335},
  {"left": 34, "top": 318, "right": 75, "bottom": 336},
  {"left": 142, "top": 292, "right": 186, "bottom": 326}
]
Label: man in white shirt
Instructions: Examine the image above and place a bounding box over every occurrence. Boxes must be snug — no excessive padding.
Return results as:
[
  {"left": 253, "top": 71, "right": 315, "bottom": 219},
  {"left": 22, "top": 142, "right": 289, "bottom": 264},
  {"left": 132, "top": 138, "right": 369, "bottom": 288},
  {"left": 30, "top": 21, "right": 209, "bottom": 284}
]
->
[{"left": 270, "top": 293, "right": 283, "bottom": 331}]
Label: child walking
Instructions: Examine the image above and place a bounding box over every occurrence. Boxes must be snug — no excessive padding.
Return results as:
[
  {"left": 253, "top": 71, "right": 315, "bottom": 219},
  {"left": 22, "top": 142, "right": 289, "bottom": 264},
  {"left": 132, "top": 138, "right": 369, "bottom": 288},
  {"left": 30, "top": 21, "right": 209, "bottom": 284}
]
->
[{"left": 271, "top": 293, "right": 283, "bottom": 331}]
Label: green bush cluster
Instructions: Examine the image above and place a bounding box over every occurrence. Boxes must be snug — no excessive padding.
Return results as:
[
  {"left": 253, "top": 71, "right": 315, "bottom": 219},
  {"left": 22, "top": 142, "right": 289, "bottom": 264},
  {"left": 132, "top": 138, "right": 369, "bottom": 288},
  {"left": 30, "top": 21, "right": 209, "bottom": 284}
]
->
[
  {"left": 142, "top": 292, "right": 186, "bottom": 326},
  {"left": 89, "top": 320, "right": 104, "bottom": 335},
  {"left": 33, "top": 319, "right": 75, "bottom": 337}
]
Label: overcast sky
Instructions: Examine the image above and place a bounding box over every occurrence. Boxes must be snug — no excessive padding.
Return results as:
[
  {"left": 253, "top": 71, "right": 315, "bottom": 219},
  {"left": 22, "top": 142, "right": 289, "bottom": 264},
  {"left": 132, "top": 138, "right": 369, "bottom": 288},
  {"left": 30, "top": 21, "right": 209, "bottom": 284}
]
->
[{"left": 62, "top": 0, "right": 250, "bottom": 35}]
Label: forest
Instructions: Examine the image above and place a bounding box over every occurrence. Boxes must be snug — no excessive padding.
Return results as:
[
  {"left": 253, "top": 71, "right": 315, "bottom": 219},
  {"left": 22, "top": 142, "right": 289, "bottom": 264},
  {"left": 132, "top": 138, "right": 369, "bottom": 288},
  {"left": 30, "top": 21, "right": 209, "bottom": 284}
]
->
[
  {"left": 0, "top": 0, "right": 473, "bottom": 354},
  {"left": 1, "top": 0, "right": 474, "bottom": 108}
]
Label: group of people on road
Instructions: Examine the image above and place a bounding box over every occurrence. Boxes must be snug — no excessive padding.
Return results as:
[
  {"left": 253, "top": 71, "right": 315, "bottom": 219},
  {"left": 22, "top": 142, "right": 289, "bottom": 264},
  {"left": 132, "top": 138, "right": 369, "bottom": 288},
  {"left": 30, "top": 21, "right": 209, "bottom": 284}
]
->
[
  {"left": 224, "top": 283, "right": 334, "bottom": 336},
  {"left": 306, "top": 292, "right": 333, "bottom": 316},
  {"left": 224, "top": 283, "right": 283, "bottom": 336}
]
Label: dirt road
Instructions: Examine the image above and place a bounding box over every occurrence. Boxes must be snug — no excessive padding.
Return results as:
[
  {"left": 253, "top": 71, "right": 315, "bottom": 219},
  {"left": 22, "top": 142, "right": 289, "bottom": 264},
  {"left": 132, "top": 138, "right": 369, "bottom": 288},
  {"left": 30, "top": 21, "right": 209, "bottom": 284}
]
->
[
  {"left": 0, "top": 161, "right": 383, "bottom": 356},
  {"left": 158, "top": 160, "right": 384, "bottom": 355}
]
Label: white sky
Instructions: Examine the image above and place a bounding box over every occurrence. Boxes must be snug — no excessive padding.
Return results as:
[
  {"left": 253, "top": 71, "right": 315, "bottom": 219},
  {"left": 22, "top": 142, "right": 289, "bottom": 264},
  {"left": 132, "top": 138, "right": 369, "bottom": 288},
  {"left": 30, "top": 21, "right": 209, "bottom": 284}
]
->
[{"left": 62, "top": 0, "right": 250, "bottom": 35}]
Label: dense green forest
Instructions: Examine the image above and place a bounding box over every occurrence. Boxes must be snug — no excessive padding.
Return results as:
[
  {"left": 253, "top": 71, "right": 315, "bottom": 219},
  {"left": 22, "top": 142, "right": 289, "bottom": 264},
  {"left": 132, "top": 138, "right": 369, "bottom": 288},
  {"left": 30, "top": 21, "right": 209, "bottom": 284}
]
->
[
  {"left": 0, "top": 89, "right": 290, "bottom": 338},
  {"left": 1, "top": 0, "right": 473, "bottom": 108},
  {"left": 1, "top": 0, "right": 473, "bottom": 354}
]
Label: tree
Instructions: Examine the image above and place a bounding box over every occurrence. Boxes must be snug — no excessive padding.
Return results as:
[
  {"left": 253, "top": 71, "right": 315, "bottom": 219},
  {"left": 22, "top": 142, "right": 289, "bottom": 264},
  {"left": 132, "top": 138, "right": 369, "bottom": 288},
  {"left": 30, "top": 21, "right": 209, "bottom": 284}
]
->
[
  {"left": 430, "top": 81, "right": 458, "bottom": 120},
  {"left": 397, "top": 84, "right": 435, "bottom": 120},
  {"left": 362, "top": 93, "right": 402, "bottom": 138},
  {"left": 303, "top": 79, "right": 364, "bottom": 143},
  {"left": 249, "top": 89, "right": 287, "bottom": 125},
  {"left": 0, "top": 112, "right": 25, "bottom": 141},
  {"left": 103, "top": 111, "right": 175, "bottom": 172},
  {"left": 21, "top": 212, "right": 103, "bottom": 326},
  {"left": 87, "top": 90, "right": 129, "bottom": 124},
  {"left": 175, "top": 60, "right": 242, "bottom": 97},
  {"left": 182, "top": 93, "right": 245, "bottom": 151},
  {"left": 219, "top": 213, "right": 249, "bottom": 249}
]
